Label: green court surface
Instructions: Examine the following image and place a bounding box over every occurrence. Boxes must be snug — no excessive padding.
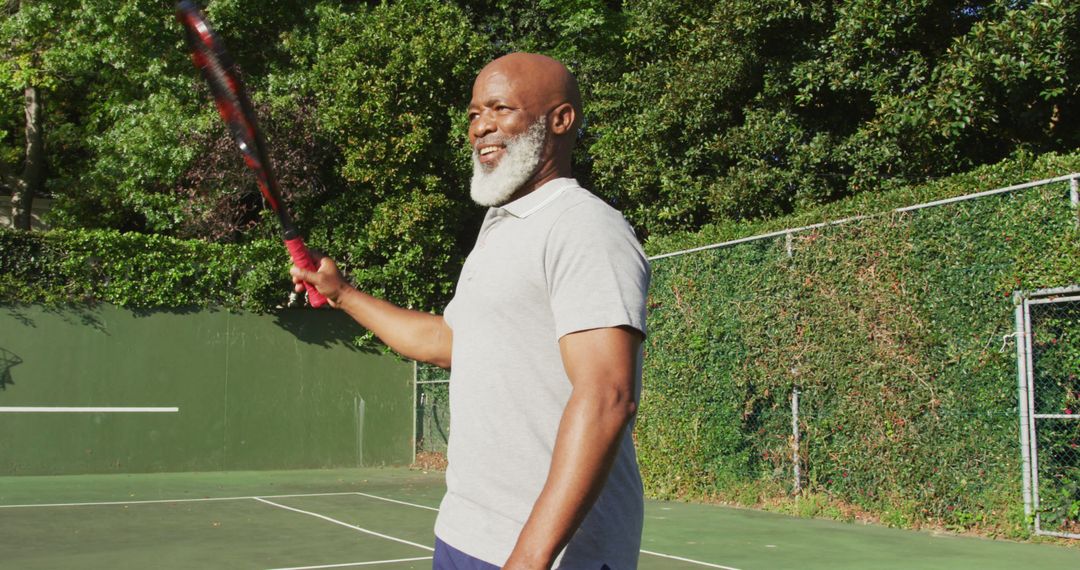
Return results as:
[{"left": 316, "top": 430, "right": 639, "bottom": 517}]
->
[{"left": 1, "top": 468, "right": 1077, "bottom": 569}]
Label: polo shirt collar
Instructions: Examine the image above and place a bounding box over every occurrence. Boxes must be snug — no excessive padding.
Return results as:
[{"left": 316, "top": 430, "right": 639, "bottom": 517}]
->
[{"left": 501, "top": 178, "right": 578, "bottom": 218}]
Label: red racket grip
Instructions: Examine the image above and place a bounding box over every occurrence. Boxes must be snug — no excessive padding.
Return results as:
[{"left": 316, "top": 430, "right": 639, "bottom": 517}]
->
[{"left": 283, "top": 237, "right": 329, "bottom": 308}]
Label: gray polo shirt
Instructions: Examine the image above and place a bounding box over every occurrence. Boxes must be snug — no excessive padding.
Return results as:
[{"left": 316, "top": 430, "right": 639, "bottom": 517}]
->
[{"left": 437, "top": 178, "right": 649, "bottom": 568}]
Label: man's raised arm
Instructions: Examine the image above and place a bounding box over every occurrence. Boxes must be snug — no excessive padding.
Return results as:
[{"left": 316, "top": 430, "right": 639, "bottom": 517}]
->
[{"left": 291, "top": 257, "right": 453, "bottom": 368}]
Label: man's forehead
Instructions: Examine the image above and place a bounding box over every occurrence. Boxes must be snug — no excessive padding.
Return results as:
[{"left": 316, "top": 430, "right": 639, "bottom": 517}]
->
[
  {"left": 471, "top": 67, "right": 536, "bottom": 104},
  {"left": 471, "top": 54, "right": 568, "bottom": 104}
]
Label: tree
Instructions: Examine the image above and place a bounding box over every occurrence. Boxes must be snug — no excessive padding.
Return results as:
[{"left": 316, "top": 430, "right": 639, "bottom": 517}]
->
[
  {"left": 53, "top": 0, "right": 315, "bottom": 235},
  {"left": 587, "top": 0, "right": 1078, "bottom": 239},
  {"left": 0, "top": 0, "right": 193, "bottom": 232},
  {"left": 0, "top": 0, "right": 69, "bottom": 230},
  {"left": 791, "top": 0, "right": 1078, "bottom": 191},
  {"left": 1, "top": 0, "right": 494, "bottom": 312},
  {"left": 588, "top": 0, "right": 830, "bottom": 236},
  {"left": 4, "top": 0, "right": 1072, "bottom": 313},
  {"left": 297, "top": 0, "right": 492, "bottom": 310}
]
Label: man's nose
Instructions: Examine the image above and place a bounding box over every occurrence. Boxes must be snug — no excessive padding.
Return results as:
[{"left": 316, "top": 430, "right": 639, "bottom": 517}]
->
[{"left": 470, "top": 110, "right": 496, "bottom": 141}]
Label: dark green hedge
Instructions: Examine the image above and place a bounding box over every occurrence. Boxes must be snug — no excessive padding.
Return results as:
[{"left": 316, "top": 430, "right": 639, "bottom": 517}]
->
[
  {"left": 0, "top": 230, "right": 290, "bottom": 312},
  {"left": 639, "top": 153, "right": 1080, "bottom": 536}
]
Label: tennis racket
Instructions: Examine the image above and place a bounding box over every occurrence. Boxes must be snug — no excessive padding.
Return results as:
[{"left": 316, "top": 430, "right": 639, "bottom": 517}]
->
[{"left": 175, "top": 0, "right": 327, "bottom": 308}]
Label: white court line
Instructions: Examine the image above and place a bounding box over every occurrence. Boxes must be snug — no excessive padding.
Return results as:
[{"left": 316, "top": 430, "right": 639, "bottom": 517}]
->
[
  {"left": 0, "top": 406, "right": 178, "bottom": 413},
  {"left": 641, "top": 549, "right": 743, "bottom": 570},
  {"left": 266, "top": 556, "right": 433, "bottom": 570},
  {"left": 254, "top": 497, "right": 434, "bottom": 552},
  {"left": 2, "top": 488, "right": 737, "bottom": 569},
  {"left": 0, "top": 491, "right": 362, "bottom": 509},
  {"left": 352, "top": 492, "right": 439, "bottom": 512}
]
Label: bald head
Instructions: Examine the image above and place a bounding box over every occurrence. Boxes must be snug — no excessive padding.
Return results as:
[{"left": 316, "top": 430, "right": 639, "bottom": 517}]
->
[{"left": 474, "top": 52, "right": 583, "bottom": 135}]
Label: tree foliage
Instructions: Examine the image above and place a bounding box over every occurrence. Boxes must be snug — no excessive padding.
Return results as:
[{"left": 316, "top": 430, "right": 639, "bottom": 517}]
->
[
  {"left": 1, "top": 0, "right": 1076, "bottom": 308},
  {"left": 589, "top": 0, "right": 1078, "bottom": 237},
  {"left": 293, "top": 0, "right": 492, "bottom": 309}
]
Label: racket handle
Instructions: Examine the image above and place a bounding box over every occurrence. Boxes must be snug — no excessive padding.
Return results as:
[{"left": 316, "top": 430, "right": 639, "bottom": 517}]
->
[{"left": 283, "top": 236, "right": 329, "bottom": 308}]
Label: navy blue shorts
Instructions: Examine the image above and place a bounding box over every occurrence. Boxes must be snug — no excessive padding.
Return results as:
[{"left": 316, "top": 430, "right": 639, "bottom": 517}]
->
[
  {"left": 432, "top": 537, "right": 613, "bottom": 570},
  {"left": 432, "top": 538, "right": 499, "bottom": 570}
]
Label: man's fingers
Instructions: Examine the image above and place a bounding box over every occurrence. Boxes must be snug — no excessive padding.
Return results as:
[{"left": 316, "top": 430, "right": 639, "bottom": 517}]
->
[
  {"left": 317, "top": 256, "right": 337, "bottom": 274},
  {"left": 290, "top": 265, "right": 313, "bottom": 283}
]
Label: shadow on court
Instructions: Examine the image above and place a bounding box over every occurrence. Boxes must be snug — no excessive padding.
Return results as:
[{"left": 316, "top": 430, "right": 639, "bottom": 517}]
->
[{"left": 0, "top": 467, "right": 1077, "bottom": 569}]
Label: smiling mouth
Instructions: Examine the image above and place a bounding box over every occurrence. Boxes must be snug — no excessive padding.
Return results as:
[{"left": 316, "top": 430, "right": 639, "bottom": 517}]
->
[{"left": 476, "top": 145, "right": 505, "bottom": 166}]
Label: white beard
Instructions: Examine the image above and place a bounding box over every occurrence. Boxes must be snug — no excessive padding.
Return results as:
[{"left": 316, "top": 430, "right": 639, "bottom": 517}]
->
[{"left": 470, "top": 119, "right": 547, "bottom": 207}]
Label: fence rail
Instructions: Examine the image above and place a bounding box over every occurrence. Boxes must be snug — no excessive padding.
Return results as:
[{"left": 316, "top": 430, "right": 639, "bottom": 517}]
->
[{"left": 649, "top": 173, "right": 1079, "bottom": 262}]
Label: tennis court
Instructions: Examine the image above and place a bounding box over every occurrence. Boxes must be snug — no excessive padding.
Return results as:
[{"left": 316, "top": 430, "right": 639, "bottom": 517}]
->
[{"left": 2, "top": 467, "right": 1077, "bottom": 569}]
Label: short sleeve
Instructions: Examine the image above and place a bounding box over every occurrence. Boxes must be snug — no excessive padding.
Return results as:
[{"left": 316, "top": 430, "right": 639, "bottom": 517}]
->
[{"left": 545, "top": 200, "right": 650, "bottom": 339}]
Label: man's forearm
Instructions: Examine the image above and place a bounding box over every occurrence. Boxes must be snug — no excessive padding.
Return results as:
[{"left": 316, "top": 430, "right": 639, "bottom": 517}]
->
[
  {"left": 504, "top": 384, "right": 636, "bottom": 569},
  {"left": 335, "top": 287, "right": 452, "bottom": 368},
  {"left": 291, "top": 258, "right": 453, "bottom": 367}
]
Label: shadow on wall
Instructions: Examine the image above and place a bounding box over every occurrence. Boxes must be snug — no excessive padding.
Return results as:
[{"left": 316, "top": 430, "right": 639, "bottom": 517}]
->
[
  {"left": 3, "top": 306, "right": 37, "bottom": 328},
  {"left": 4, "top": 304, "right": 108, "bottom": 335},
  {"left": 272, "top": 309, "right": 380, "bottom": 353},
  {"left": 128, "top": 305, "right": 374, "bottom": 352},
  {"left": 2, "top": 304, "right": 378, "bottom": 361},
  {"left": 0, "top": 347, "right": 22, "bottom": 390}
]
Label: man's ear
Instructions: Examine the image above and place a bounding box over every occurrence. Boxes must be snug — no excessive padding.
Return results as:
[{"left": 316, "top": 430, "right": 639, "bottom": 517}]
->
[{"left": 549, "top": 102, "right": 576, "bottom": 136}]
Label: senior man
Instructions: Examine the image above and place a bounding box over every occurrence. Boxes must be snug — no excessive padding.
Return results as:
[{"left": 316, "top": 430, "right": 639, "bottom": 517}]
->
[{"left": 292, "top": 52, "right": 649, "bottom": 570}]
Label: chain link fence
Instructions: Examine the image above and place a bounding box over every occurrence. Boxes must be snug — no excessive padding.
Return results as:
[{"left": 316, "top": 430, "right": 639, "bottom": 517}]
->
[
  {"left": 1019, "top": 288, "right": 1080, "bottom": 538},
  {"left": 416, "top": 364, "right": 450, "bottom": 457}
]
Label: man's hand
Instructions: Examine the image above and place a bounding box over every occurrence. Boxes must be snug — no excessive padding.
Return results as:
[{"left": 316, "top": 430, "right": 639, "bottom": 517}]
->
[
  {"left": 290, "top": 255, "right": 350, "bottom": 308},
  {"left": 503, "top": 326, "right": 641, "bottom": 569}
]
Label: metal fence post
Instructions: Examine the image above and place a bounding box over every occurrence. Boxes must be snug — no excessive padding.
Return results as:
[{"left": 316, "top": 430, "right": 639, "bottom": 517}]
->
[
  {"left": 411, "top": 360, "right": 418, "bottom": 465},
  {"left": 787, "top": 233, "right": 799, "bottom": 494},
  {"left": 792, "top": 386, "right": 801, "bottom": 494},
  {"left": 1013, "top": 292, "right": 1033, "bottom": 522},
  {"left": 1070, "top": 175, "right": 1079, "bottom": 227},
  {"left": 1023, "top": 296, "right": 1043, "bottom": 533}
]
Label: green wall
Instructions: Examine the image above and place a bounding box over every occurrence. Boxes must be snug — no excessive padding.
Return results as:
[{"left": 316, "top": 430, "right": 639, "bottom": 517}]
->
[{"left": 0, "top": 304, "right": 414, "bottom": 475}]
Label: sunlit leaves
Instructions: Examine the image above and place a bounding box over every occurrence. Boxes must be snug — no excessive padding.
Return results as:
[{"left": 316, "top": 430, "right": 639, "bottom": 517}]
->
[{"left": 589, "top": 0, "right": 1077, "bottom": 239}]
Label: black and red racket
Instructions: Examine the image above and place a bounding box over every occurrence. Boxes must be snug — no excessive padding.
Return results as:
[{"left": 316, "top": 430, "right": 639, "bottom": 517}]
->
[{"left": 176, "top": 0, "right": 327, "bottom": 307}]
